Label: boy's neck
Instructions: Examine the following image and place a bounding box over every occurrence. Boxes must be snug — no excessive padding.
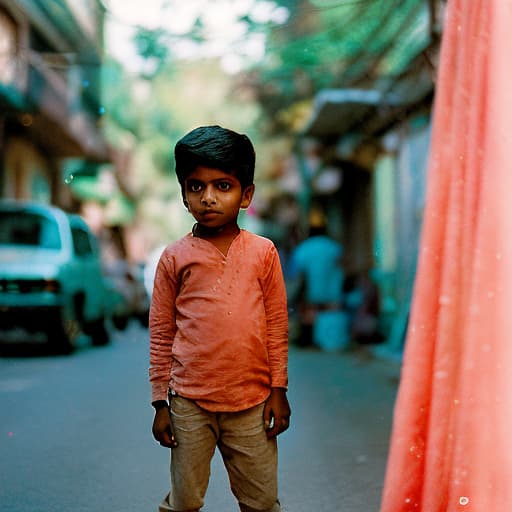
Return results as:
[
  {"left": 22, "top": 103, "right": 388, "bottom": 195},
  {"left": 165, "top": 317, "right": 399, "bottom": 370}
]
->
[{"left": 192, "top": 223, "right": 240, "bottom": 255}]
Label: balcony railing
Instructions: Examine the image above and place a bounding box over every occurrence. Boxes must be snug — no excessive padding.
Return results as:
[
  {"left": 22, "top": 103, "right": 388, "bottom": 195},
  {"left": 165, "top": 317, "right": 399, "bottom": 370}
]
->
[{"left": 17, "top": 49, "right": 109, "bottom": 161}]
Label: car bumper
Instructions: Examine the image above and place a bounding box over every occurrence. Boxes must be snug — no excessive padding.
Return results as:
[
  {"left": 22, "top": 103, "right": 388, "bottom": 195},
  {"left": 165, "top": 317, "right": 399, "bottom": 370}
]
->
[{"left": 0, "top": 305, "right": 63, "bottom": 333}]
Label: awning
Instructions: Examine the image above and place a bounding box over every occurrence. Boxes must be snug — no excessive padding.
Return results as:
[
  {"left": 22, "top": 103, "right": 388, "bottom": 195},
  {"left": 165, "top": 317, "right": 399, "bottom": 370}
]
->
[
  {"left": 303, "top": 88, "right": 402, "bottom": 138},
  {"left": 303, "top": 80, "right": 433, "bottom": 139}
]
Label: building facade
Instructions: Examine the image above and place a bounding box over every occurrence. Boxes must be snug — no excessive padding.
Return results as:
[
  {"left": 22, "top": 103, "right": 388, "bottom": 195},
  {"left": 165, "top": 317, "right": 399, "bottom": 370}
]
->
[{"left": 0, "top": 0, "right": 109, "bottom": 210}]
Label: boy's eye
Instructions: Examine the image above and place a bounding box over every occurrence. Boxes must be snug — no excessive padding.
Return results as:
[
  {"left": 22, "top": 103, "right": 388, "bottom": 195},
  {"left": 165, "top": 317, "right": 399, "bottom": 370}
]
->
[
  {"left": 188, "top": 182, "right": 202, "bottom": 192},
  {"left": 217, "top": 182, "right": 231, "bottom": 191}
]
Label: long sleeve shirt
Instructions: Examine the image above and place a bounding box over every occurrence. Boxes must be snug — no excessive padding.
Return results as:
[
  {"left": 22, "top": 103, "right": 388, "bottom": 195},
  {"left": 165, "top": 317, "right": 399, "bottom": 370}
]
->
[{"left": 149, "top": 229, "right": 289, "bottom": 412}]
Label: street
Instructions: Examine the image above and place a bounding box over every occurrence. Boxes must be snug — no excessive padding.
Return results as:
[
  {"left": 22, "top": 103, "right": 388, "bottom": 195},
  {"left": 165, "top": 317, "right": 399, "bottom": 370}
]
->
[{"left": 0, "top": 322, "right": 399, "bottom": 512}]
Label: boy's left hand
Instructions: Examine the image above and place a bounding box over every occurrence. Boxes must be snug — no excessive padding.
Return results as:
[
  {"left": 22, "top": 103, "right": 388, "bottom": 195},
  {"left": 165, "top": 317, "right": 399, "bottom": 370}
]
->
[{"left": 263, "top": 387, "right": 291, "bottom": 439}]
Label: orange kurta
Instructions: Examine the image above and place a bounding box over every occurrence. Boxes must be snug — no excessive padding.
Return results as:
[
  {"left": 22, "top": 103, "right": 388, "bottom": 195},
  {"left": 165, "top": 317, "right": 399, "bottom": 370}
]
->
[
  {"left": 149, "top": 230, "right": 289, "bottom": 411},
  {"left": 380, "top": 1, "right": 512, "bottom": 511}
]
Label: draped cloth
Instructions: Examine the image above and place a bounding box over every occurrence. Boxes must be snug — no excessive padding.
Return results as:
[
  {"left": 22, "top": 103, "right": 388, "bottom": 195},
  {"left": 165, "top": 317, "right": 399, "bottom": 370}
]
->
[{"left": 380, "top": 1, "right": 512, "bottom": 511}]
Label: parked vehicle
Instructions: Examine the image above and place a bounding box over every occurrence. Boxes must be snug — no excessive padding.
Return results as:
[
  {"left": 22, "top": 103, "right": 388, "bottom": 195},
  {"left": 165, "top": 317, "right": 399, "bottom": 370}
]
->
[
  {"left": 103, "top": 259, "right": 150, "bottom": 331},
  {"left": 143, "top": 244, "right": 166, "bottom": 298},
  {"left": 0, "top": 201, "right": 111, "bottom": 352}
]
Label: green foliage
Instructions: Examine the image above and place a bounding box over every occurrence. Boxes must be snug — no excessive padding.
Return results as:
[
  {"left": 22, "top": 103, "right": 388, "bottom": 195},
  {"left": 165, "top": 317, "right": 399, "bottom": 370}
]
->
[
  {"left": 251, "top": 0, "right": 429, "bottom": 127},
  {"left": 100, "top": 52, "right": 267, "bottom": 242},
  {"left": 101, "top": 59, "right": 139, "bottom": 134},
  {"left": 133, "top": 27, "right": 170, "bottom": 76},
  {"left": 100, "top": 0, "right": 433, "bottom": 242}
]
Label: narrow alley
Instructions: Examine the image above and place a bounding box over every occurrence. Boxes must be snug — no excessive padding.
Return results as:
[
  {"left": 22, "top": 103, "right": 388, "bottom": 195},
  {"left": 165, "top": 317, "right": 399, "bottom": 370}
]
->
[{"left": 0, "top": 324, "right": 400, "bottom": 512}]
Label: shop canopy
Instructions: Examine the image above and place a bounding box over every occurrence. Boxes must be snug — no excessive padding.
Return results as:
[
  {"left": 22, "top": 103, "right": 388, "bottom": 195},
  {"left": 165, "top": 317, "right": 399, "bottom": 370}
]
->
[{"left": 293, "top": 0, "right": 440, "bottom": 138}]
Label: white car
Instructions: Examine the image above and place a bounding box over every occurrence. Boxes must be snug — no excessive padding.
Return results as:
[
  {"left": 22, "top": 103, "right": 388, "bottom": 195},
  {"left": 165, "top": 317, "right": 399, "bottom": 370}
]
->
[
  {"left": 0, "top": 201, "right": 111, "bottom": 353},
  {"left": 103, "top": 259, "right": 150, "bottom": 331}
]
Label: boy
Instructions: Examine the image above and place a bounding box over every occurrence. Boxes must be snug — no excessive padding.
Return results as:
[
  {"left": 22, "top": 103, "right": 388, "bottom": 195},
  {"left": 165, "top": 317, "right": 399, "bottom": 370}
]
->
[{"left": 149, "top": 125, "right": 291, "bottom": 512}]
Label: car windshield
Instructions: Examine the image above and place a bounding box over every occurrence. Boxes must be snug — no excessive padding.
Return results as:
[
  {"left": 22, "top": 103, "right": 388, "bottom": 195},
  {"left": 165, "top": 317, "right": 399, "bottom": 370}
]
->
[{"left": 0, "top": 211, "right": 62, "bottom": 249}]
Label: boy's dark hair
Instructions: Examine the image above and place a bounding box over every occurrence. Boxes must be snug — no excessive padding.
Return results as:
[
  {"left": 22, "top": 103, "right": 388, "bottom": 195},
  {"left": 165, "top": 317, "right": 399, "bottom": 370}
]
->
[{"left": 174, "top": 125, "right": 256, "bottom": 190}]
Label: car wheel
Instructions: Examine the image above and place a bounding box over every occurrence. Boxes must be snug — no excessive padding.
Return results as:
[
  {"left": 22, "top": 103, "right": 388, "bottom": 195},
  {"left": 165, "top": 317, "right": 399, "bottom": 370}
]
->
[
  {"left": 46, "top": 309, "right": 80, "bottom": 354},
  {"left": 112, "top": 314, "right": 129, "bottom": 331},
  {"left": 137, "top": 311, "right": 149, "bottom": 328},
  {"left": 88, "top": 317, "right": 110, "bottom": 346}
]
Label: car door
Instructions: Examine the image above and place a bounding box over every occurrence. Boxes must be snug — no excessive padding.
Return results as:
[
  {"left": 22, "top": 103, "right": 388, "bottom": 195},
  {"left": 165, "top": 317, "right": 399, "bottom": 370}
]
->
[{"left": 70, "top": 223, "right": 105, "bottom": 322}]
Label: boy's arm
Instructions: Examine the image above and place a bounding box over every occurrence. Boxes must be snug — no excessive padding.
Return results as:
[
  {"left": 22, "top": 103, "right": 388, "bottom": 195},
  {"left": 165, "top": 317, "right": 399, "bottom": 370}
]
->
[
  {"left": 149, "top": 251, "right": 177, "bottom": 398},
  {"left": 262, "top": 244, "right": 291, "bottom": 437},
  {"left": 262, "top": 244, "right": 289, "bottom": 390},
  {"left": 149, "top": 252, "right": 179, "bottom": 448},
  {"left": 152, "top": 401, "right": 178, "bottom": 448},
  {"left": 263, "top": 387, "right": 291, "bottom": 439}
]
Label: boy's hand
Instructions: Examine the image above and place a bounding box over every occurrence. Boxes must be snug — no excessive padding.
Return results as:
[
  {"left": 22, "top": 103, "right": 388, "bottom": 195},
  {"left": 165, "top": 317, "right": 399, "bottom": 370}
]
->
[
  {"left": 152, "top": 407, "right": 178, "bottom": 448},
  {"left": 263, "top": 387, "right": 291, "bottom": 439}
]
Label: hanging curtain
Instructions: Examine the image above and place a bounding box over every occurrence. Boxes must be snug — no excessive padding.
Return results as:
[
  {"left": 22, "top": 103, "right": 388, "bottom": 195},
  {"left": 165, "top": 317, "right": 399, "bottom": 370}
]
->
[{"left": 380, "top": 1, "right": 512, "bottom": 511}]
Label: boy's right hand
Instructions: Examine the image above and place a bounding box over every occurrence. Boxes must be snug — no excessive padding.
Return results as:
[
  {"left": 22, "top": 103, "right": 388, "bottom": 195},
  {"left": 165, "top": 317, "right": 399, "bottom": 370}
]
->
[{"left": 152, "top": 407, "right": 178, "bottom": 448}]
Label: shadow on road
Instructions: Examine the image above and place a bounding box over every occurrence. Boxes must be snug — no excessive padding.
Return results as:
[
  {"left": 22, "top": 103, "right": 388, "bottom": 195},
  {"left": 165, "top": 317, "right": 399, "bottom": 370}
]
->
[{"left": 0, "top": 330, "right": 99, "bottom": 358}]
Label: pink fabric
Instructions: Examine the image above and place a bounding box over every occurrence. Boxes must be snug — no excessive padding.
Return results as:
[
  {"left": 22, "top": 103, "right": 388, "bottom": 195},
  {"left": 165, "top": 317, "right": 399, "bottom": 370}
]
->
[
  {"left": 380, "top": 1, "right": 512, "bottom": 511},
  {"left": 149, "top": 230, "right": 288, "bottom": 411}
]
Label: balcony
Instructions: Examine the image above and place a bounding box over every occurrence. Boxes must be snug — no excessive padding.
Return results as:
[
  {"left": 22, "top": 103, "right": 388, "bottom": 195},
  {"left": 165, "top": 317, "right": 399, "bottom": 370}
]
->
[
  {"left": 22, "top": 50, "right": 109, "bottom": 162},
  {"left": 0, "top": 1, "right": 109, "bottom": 162}
]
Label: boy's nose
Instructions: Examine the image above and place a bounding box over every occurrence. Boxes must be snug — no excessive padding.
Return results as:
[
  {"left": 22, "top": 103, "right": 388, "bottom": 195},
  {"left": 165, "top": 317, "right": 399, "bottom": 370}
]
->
[{"left": 201, "top": 185, "right": 217, "bottom": 205}]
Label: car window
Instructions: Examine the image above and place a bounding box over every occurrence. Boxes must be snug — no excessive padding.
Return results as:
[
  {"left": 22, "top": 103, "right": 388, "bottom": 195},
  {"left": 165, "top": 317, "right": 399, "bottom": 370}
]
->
[
  {"left": 0, "top": 211, "right": 62, "bottom": 249},
  {"left": 71, "top": 226, "right": 94, "bottom": 257}
]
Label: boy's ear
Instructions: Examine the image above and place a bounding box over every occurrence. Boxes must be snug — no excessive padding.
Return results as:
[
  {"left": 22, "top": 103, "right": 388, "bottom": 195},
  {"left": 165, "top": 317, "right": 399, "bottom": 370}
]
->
[
  {"left": 240, "top": 184, "right": 255, "bottom": 209},
  {"left": 182, "top": 191, "right": 189, "bottom": 209}
]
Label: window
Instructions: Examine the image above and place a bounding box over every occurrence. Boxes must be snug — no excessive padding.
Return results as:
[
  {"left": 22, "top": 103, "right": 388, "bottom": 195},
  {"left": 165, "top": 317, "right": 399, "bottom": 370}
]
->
[
  {"left": 71, "top": 226, "right": 93, "bottom": 257},
  {"left": 0, "top": 211, "right": 61, "bottom": 249}
]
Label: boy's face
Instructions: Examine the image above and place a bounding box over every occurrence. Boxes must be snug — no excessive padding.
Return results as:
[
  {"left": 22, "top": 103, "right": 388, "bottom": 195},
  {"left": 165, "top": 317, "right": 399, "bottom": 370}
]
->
[{"left": 183, "top": 166, "right": 254, "bottom": 231}]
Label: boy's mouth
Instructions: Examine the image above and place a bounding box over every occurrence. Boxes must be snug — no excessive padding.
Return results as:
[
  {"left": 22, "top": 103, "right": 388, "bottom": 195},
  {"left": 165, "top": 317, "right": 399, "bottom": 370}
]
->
[{"left": 201, "top": 209, "right": 222, "bottom": 218}]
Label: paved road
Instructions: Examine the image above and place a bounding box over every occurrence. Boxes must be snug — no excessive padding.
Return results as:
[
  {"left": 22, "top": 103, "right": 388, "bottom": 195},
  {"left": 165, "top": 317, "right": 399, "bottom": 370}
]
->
[{"left": 0, "top": 323, "right": 399, "bottom": 512}]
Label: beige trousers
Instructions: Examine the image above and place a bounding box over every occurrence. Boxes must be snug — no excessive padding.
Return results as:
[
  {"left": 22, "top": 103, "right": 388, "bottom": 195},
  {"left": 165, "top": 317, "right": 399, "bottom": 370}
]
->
[{"left": 158, "top": 396, "right": 281, "bottom": 512}]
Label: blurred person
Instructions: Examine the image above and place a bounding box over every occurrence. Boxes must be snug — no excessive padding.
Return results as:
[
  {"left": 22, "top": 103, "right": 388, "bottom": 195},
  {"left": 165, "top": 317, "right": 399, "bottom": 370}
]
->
[
  {"left": 289, "top": 208, "right": 346, "bottom": 348},
  {"left": 149, "top": 125, "right": 290, "bottom": 512},
  {"left": 343, "top": 270, "right": 383, "bottom": 345}
]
